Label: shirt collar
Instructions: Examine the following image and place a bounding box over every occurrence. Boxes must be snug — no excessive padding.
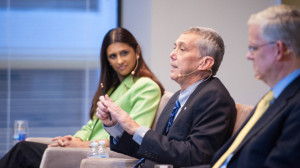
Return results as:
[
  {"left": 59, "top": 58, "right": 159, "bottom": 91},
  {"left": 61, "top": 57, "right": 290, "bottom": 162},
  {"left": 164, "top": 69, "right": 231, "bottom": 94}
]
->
[
  {"left": 272, "top": 68, "right": 300, "bottom": 99},
  {"left": 178, "top": 78, "right": 205, "bottom": 107}
]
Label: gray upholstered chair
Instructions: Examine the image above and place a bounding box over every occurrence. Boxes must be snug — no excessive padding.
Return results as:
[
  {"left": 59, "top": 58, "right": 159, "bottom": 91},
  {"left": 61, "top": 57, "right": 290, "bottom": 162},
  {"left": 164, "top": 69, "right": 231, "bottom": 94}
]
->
[
  {"left": 26, "top": 91, "right": 174, "bottom": 168},
  {"left": 233, "top": 103, "right": 254, "bottom": 135},
  {"left": 40, "top": 148, "right": 137, "bottom": 168}
]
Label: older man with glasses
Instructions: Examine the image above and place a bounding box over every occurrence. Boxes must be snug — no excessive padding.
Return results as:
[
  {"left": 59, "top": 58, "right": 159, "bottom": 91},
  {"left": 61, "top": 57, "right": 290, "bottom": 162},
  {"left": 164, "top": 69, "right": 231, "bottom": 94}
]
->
[{"left": 194, "top": 4, "right": 300, "bottom": 168}]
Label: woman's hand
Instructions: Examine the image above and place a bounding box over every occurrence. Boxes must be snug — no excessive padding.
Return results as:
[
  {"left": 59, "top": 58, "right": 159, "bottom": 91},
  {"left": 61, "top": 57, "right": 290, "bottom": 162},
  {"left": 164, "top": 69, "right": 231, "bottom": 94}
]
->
[
  {"left": 48, "top": 135, "right": 68, "bottom": 147},
  {"left": 48, "top": 135, "right": 89, "bottom": 148}
]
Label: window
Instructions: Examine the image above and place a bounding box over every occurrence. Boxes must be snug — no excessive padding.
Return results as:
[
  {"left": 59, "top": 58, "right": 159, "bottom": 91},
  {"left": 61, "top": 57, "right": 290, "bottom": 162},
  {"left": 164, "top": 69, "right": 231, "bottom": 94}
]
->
[
  {"left": 0, "top": 0, "right": 99, "bottom": 11},
  {"left": 0, "top": 0, "right": 119, "bottom": 157}
]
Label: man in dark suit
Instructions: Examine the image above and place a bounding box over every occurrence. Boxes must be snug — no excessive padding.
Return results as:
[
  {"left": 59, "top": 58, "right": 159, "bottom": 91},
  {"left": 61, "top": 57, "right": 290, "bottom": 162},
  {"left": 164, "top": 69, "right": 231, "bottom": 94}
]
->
[
  {"left": 97, "top": 27, "right": 236, "bottom": 167},
  {"left": 207, "top": 5, "right": 300, "bottom": 168}
]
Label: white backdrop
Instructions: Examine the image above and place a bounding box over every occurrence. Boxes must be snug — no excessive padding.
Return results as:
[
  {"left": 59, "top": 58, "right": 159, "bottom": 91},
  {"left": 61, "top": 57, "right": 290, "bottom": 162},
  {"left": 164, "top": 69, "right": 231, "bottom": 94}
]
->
[{"left": 122, "top": 0, "right": 279, "bottom": 105}]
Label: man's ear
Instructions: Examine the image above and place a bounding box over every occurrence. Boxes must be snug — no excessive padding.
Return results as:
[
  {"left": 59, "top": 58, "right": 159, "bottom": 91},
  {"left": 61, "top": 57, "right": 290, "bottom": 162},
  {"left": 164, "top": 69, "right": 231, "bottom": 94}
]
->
[
  {"left": 276, "top": 40, "right": 290, "bottom": 61},
  {"left": 198, "top": 56, "right": 215, "bottom": 70}
]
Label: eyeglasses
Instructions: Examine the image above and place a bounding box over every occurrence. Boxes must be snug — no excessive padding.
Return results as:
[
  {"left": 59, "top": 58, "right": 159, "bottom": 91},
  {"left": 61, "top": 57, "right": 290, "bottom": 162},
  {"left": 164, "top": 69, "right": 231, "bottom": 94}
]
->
[{"left": 248, "top": 42, "right": 276, "bottom": 53}]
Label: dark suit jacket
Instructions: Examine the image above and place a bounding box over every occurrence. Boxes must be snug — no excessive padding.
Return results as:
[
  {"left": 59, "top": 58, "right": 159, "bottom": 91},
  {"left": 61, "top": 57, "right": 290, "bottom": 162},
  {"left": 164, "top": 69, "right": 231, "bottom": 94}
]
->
[
  {"left": 110, "top": 77, "right": 236, "bottom": 168},
  {"left": 209, "top": 75, "right": 300, "bottom": 168}
]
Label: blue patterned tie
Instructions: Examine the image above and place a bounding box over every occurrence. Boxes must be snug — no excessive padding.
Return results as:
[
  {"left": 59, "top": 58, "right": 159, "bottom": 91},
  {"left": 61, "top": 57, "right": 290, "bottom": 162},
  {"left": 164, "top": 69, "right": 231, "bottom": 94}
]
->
[
  {"left": 133, "top": 158, "right": 145, "bottom": 168},
  {"left": 133, "top": 100, "right": 181, "bottom": 168},
  {"left": 165, "top": 99, "right": 181, "bottom": 134}
]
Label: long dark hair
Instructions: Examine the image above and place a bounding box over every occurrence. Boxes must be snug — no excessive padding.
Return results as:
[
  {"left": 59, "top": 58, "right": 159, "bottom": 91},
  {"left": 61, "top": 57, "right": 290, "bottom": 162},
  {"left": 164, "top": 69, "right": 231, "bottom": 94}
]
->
[{"left": 89, "top": 27, "right": 164, "bottom": 119}]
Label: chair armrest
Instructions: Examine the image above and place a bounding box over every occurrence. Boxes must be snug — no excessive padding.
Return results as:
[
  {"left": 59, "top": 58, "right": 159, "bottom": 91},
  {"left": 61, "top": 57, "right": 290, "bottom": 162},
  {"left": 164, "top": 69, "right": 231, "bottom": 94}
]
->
[
  {"left": 80, "top": 150, "right": 138, "bottom": 168},
  {"left": 108, "top": 149, "right": 137, "bottom": 159},
  {"left": 26, "top": 137, "right": 53, "bottom": 144},
  {"left": 80, "top": 158, "right": 138, "bottom": 168},
  {"left": 40, "top": 147, "right": 89, "bottom": 168},
  {"left": 40, "top": 147, "right": 136, "bottom": 168}
]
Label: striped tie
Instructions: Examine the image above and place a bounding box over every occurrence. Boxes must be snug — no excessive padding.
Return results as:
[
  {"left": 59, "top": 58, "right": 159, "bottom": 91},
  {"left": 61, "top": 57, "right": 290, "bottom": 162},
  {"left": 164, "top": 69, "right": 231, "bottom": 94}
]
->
[
  {"left": 165, "top": 100, "right": 181, "bottom": 134},
  {"left": 213, "top": 91, "right": 274, "bottom": 168}
]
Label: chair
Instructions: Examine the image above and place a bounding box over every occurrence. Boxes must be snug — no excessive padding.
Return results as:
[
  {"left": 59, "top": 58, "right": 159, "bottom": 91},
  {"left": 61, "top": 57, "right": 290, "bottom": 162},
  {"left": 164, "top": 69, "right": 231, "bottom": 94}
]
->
[
  {"left": 26, "top": 91, "right": 174, "bottom": 168},
  {"left": 233, "top": 103, "right": 254, "bottom": 135},
  {"left": 26, "top": 137, "right": 53, "bottom": 144},
  {"left": 151, "top": 91, "right": 174, "bottom": 130},
  {"left": 40, "top": 148, "right": 137, "bottom": 168}
]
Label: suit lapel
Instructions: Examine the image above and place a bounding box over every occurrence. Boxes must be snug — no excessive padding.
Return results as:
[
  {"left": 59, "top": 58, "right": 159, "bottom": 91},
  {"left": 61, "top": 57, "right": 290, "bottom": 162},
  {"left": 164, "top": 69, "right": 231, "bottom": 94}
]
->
[
  {"left": 155, "top": 78, "right": 213, "bottom": 135},
  {"left": 163, "top": 78, "right": 213, "bottom": 134},
  {"left": 235, "top": 76, "right": 300, "bottom": 152},
  {"left": 155, "top": 92, "right": 179, "bottom": 134},
  {"left": 235, "top": 100, "right": 286, "bottom": 152},
  {"left": 174, "top": 78, "right": 212, "bottom": 119}
]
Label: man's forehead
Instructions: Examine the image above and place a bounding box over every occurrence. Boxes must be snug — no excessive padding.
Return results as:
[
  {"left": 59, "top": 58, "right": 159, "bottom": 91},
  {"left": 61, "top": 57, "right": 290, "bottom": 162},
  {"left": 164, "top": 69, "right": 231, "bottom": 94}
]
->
[
  {"left": 248, "top": 24, "right": 265, "bottom": 43},
  {"left": 175, "top": 33, "right": 201, "bottom": 45}
]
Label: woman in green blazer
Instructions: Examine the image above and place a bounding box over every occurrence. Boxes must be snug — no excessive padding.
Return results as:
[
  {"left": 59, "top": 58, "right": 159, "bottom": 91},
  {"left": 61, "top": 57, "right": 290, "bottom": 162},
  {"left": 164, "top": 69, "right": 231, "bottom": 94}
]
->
[
  {"left": 69, "top": 27, "right": 165, "bottom": 147},
  {"left": 0, "top": 27, "right": 164, "bottom": 168}
]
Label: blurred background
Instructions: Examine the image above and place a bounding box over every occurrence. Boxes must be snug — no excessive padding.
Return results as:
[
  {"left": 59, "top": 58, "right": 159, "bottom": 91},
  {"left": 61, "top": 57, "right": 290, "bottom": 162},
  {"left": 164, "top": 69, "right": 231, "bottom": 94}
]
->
[
  {"left": 0, "top": 0, "right": 118, "bottom": 157},
  {"left": 1, "top": 0, "right": 299, "bottom": 157}
]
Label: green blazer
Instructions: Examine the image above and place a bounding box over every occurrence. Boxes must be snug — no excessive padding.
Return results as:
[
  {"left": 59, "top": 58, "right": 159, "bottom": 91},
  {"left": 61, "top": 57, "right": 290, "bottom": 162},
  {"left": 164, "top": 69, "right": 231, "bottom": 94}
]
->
[{"left": 73, "top": 76, "right": 161, "bottom": 141}]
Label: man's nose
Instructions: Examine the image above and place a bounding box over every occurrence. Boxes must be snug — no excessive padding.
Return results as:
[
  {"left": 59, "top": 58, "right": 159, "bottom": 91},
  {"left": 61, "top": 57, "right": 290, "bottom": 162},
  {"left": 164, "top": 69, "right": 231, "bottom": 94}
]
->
[
  {"left": 246, "top": 51, "right": 254, "bottom": 60},
  {"left": 170, "top": 50, "right": 177, "bottom": 60}
]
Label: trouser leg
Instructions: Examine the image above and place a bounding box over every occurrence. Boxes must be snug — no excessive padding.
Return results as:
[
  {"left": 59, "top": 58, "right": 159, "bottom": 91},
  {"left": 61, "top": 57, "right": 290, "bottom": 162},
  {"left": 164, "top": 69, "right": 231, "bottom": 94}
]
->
[{"left": 0, "top": 141, "right": 47, "bottom": 168}]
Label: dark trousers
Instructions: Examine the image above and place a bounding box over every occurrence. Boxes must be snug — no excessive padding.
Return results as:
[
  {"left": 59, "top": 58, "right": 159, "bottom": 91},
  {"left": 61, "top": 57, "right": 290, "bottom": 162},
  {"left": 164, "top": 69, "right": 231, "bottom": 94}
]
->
[{"left": 0, "top": 141, "right": 47, "bottom": 168}]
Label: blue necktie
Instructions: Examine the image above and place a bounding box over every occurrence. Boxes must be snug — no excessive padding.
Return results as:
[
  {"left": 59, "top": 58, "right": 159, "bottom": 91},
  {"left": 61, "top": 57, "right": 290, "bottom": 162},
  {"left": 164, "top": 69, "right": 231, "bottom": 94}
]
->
[
  {"left": 165, "top": 100, "right": 181, "bottom": 134},
  {"left": 133, "top": 100, "right": 181, "bottom": 168}
]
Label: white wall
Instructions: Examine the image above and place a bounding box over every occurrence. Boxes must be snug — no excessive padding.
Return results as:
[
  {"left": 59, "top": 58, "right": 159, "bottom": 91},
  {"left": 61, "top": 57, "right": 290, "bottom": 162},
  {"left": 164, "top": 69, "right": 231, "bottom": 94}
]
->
[
  {"left": 122, "top": 0, "right": 279, "bottom": 105},
  {"left": 121, "top": 0, "right": 152, "bottom": 64}
]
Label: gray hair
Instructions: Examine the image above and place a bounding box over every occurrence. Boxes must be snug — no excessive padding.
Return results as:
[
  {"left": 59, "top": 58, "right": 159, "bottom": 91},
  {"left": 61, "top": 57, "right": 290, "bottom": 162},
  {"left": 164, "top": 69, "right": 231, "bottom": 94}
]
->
[
  {"left": 248, "top": 5, "right": 300, "bottom": 57},
  {"left": 183, "top": 27, "right": 225, "bottom": 76}
]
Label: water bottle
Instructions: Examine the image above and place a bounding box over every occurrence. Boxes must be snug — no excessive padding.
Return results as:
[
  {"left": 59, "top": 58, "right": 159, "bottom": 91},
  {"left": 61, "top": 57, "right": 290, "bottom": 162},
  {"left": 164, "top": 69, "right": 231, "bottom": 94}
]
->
[
  {"left": 87, "top": 141, "right": 99, "bottom": 158},
  {"left": 13, "top": 120, "right": 28, "bottom": 144},
  {"left": 97, "top": 140, "right": 109, "bottom": 158}
]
